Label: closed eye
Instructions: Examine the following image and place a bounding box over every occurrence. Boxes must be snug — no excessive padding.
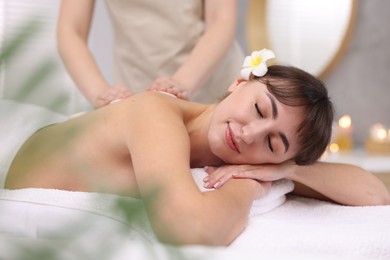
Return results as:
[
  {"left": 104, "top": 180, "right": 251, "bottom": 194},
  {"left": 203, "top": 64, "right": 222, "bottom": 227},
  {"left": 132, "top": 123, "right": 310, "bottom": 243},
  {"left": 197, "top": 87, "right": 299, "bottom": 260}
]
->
[{"left": 255, "top": 103, "right": 264, "bottom": 118}]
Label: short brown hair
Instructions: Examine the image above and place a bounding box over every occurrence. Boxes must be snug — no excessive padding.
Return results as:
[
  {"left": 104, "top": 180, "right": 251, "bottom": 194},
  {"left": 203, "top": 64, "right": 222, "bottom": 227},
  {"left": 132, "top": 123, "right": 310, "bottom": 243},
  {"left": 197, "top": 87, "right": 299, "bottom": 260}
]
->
[{"left": 256, "top": 65, "right": 334, "bottom": 165}]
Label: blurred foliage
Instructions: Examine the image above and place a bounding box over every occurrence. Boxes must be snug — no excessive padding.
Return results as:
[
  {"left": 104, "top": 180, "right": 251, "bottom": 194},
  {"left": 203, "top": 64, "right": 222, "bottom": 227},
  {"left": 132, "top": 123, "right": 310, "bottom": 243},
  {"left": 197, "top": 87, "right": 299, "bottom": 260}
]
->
[
  {"left": 0, "top": 18, "right": 41, "bottom": 64},
  {"left": 0, "top": 16, "right": 199, "bottom": 260},
  {"left": 0, "top": 16, "right": 67, "bottom": 111}
]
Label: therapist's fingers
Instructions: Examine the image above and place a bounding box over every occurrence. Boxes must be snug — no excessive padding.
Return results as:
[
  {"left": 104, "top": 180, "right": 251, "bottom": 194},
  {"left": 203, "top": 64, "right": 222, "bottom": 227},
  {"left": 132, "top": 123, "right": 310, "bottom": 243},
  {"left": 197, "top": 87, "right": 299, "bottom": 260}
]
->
[
  {"left": 96, "top": 86, "right": 132, "bottom": 108},
  {"left": 149, "top": 77, "right": 171, "bottom": 91},
  {"left": 168, "top": 86, "right": 189, "bottom": 100},
  {"left": 149, "top": 77, "right": 190, "bottom": 100}
]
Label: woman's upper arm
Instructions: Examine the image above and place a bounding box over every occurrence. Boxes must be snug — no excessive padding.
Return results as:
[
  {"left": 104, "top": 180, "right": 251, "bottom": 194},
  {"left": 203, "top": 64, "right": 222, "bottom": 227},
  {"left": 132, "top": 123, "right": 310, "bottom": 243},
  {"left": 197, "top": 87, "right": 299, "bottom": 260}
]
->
[
  {"left": 124, "top": 94, "right": 197, "bottom": 197},
  {"left": 123, "top": 94, "right": 205, "bottom": 240},
  {"left": 58, "top": 0, "right": 95, "bottom": 40},
  {"left": 122, "top": 94, "right": 257, "bottom": 245}
]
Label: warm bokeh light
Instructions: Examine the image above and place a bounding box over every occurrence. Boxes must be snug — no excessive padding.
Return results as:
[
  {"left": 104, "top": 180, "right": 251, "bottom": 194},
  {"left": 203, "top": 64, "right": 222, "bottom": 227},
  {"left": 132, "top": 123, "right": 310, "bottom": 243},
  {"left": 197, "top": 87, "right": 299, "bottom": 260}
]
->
[
  {"left": 338, "top": 115, "right": 352, "bottom": 129},
  {"left": 377, "top": 128, "right": 387, "bottom": 140},
  {"left": 366, "top": 123, "right": 390, "bottom": 155},
  {"left": 370, "top": 123, "right": 387, "bottom": 140},
  {"left": 329, "top": 143, "right": 339, "bottom": 153}
]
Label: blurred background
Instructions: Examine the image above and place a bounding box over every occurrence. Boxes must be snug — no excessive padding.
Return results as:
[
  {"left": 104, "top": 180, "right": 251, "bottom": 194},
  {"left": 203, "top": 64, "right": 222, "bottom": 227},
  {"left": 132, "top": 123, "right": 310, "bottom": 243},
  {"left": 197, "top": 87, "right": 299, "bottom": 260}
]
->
[{"left": 1, "top": 0, "right": 389, "bottom": 148}]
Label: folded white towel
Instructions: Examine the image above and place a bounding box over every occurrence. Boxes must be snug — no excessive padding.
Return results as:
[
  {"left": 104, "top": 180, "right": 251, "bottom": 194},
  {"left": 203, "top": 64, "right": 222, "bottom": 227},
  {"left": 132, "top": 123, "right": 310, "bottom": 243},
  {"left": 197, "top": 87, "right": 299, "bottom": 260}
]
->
[{"left": 191, "top": 168, "right": 294, "bottom": 216}]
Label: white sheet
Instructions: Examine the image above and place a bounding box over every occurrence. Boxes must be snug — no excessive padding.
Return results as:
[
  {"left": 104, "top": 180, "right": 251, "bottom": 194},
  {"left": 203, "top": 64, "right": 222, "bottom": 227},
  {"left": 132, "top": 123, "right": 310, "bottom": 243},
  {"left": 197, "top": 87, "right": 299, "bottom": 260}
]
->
[
  {"left": 1, "top": 189, "right": 389, "bottom": 260},
  {"left": 1, "top": 99, "right": 390, "bottom": 260},
  {"left": 0, "top": 171, "right": 293, "bottom": 238}
]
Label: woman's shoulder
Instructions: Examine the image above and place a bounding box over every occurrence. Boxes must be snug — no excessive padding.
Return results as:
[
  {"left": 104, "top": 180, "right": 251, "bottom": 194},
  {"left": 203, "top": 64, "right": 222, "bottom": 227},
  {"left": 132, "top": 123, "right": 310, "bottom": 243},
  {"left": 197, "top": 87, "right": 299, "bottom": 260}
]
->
[
  {"left": 109, "top": 92, "right": 184, "bottom": 123},
  {"left": 124, "top": 91, "right": 182, "bottom": 111},
  {"left": 136, "top": 91, "right": 179, "bottom": 102},
  {"left": 122, "top": 91, "right": 204, "bottom": 115}
]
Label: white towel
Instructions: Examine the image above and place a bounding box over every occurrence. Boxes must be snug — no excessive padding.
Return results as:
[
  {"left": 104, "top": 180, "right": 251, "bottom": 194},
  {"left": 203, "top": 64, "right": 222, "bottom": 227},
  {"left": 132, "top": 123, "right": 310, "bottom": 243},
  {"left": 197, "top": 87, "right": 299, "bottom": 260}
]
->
[
  {"left": 231, "top": 196, "right": 390, "bottom": 259},
  {"left": 191, "top": 168, "right": 294, "bottom": 216}
]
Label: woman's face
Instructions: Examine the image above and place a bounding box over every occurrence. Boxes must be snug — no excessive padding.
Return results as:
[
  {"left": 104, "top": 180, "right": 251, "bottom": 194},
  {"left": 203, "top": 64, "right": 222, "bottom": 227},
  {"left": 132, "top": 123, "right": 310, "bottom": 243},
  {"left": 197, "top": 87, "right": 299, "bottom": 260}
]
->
[{"left": 208, "top": 79, "right": 305, "bottom": 165}]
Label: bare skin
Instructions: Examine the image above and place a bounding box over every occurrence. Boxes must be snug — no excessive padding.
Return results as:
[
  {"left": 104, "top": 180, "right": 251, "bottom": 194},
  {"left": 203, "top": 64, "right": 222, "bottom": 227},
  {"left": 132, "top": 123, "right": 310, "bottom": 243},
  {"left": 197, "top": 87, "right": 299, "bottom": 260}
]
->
[
  {"left": 5, "top": 79, "right": 304, "bottom": 245},
  {"left": 5, "top": 79, "right": 390, "bottom": 245},
  {"left": 6, "top": 93, "right": 221, "bottom": 196},
  {"left": 6, "top": 90, "right": 265, "bottom": 245}
]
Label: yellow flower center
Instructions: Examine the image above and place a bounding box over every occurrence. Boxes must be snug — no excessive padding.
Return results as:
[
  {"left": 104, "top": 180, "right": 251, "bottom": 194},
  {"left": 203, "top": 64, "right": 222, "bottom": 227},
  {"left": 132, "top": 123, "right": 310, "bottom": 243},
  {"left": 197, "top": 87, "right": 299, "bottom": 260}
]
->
[{"left": 251, "top": 55, "right": 262, "bottom": 66}]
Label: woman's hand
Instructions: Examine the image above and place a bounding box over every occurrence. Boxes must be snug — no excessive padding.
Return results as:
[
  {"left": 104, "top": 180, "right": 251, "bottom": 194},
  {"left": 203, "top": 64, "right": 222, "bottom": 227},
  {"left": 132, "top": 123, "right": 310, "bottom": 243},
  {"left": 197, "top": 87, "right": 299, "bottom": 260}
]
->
[
  {"left": 203, "top": 162, "right": 296, "bottom": 189},
  {"left": 94, "top": 84, "right": 133, "bottom": 108},
  {"left": 148, "top": 77, "right": 189, "bottom": 100}
]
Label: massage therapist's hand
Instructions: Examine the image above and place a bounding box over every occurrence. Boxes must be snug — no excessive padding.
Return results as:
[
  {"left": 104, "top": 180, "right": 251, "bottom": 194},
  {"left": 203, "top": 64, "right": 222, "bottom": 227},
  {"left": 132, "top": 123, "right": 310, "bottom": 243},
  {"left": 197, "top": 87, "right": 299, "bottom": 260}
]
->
[
  {"left": 94, "top": 84, "right": 133, "bottom": 108},
  {"left": 203, "top": 162, "right": 296, "bottom": 189},
  {"left": 148, "top": 77, "right": 190, "bottom": 100}
]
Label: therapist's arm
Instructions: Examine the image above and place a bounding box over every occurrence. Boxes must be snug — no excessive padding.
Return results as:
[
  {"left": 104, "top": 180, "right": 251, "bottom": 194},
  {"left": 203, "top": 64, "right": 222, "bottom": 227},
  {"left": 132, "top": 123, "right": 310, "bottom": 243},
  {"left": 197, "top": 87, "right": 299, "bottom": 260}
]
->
[
  {"left": 149, "top": 0, "right": 238, "bottom": 99},
  {"left": 57, "top": 0, "right": 131, "bottom": 108}
]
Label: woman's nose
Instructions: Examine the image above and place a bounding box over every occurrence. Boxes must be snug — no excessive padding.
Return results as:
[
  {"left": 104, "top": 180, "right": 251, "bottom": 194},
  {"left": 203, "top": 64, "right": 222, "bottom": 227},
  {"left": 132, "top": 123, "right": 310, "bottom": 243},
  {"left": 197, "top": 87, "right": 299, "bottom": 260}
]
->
[{"left": 240, "top": 122, "right": 268, "bottom": 144}]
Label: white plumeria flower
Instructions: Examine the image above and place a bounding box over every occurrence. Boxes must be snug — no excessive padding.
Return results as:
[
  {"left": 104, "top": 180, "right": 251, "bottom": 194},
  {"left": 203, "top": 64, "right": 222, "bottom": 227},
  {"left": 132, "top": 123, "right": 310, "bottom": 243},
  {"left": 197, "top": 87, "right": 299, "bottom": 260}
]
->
[{"left": 240, "top": 49, "right": 275, "bottom": 80}]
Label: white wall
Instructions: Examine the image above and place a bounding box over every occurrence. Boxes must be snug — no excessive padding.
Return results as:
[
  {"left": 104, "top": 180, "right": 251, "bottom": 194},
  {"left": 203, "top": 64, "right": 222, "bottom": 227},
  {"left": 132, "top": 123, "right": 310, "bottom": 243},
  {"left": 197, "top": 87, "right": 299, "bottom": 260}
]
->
[
  {"left": 0, "top": 0, "right": 93, "bottom": 114},
  {"left": 89, "top": 0, "right": 114, "bottom": 84}
]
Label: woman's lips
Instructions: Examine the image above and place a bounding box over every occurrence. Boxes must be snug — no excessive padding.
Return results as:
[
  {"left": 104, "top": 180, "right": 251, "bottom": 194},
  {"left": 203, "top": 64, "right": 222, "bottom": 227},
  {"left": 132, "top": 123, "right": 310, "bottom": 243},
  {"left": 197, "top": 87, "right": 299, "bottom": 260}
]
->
[{"left": 226, "top": 123, "right": 239, "bottom": 153}]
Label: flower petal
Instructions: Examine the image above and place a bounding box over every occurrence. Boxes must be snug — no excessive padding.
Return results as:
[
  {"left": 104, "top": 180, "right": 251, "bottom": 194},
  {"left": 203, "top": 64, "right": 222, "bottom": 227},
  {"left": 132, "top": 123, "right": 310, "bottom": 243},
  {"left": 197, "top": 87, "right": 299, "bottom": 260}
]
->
[
  {"left": 251, "top": 51, "right": 261, "bottom": 59},
  {"left": 240, "top": 67, "right": 253, "bottom": 80},
  {"left": 252, "top": 63, "right": 268, "bottom": 77},
  {"left": 240, "top": 49, "right": 276, "bottom": 80},
  {"left": 259, "top": 49, "right": 275, "bottom": 62},
  {"left": 242, "top": 56, "right": 253, "bottom": 68}
]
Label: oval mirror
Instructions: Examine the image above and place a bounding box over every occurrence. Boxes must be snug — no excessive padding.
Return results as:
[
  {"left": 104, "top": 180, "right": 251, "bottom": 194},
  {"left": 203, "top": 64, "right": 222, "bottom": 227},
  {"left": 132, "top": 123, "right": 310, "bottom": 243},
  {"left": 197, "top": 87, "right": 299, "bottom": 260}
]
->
[{"left": 246, "top": 0, "right": 357, "bottom": 78}]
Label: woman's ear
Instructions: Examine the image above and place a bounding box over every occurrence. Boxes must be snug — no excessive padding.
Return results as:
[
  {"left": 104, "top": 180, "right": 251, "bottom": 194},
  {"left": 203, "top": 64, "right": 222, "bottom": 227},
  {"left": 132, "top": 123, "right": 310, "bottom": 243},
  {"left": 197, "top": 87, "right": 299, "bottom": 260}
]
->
[{"left": 227, "top": 77, "right": 247, "bottom": 93}]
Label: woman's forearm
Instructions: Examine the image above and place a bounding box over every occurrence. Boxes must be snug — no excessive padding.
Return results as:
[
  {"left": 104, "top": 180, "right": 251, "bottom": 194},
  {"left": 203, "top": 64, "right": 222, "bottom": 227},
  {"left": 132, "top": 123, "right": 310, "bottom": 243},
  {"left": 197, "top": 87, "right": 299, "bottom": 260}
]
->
[{"left": 290, "top": 162, "right": 390, "bottom": 206}]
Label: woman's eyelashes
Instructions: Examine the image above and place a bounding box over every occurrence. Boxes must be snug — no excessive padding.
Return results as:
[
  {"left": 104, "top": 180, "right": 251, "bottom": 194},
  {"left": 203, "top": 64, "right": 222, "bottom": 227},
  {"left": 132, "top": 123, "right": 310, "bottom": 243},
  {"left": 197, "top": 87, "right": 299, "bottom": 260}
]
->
[
  {"left": 254, "top": 103, "right": 264, "bottom": 118},
  {"left": 255, "top": 103, "right": 273, "bottom": 153}
]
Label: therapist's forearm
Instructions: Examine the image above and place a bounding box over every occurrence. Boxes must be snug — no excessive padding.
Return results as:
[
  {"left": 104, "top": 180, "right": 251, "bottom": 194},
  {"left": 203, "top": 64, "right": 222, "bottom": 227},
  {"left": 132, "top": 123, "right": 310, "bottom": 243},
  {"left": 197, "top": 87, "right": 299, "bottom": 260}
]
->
[
  {"left": 57, "top": 0, "right": 109, "bottom": 105},
  {"left": 172, "top": 3, "right": 237, "bottom": 95},
  {"left": 58, "top": 31, "right": 109, "bottom": 103}
]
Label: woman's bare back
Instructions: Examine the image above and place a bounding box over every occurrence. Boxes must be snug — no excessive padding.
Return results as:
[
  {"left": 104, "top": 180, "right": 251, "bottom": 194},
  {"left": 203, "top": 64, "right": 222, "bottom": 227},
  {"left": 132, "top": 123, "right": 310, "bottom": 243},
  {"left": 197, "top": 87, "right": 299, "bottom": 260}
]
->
[
  {"left": 6, "top": 92, "right": 211, "bottom": 198},
  {"left": 5, "top": 104, "right": 140, "bottom": 197}
]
